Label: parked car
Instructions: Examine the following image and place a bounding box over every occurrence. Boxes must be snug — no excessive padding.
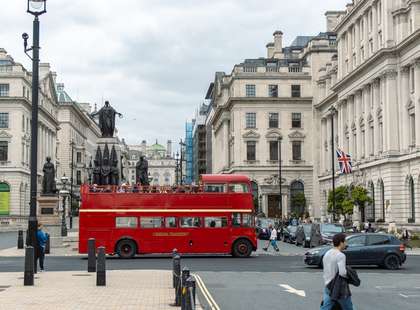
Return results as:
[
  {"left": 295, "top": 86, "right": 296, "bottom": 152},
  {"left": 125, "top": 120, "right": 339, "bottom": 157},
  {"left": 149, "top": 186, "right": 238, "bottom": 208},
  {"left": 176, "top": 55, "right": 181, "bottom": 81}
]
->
[
  {"left": 320, "top": 223, "right": 345, "bottom": 245},
  {"left": 304, "top": 233, "right": 407, "bottom": 270},
  {"left": 256, "top": 218, "right": 279, "bottom": 240},
  {"left": 282, "top": 225, "right": 298, "bottom": 243},
  {"left": 295, "top": 224, "right": 314, "bottom": 247}
]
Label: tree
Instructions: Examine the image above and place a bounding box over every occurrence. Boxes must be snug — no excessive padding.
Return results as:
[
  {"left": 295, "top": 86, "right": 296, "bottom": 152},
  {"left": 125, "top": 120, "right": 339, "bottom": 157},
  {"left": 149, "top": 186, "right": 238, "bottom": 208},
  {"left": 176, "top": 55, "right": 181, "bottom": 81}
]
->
[
  {"left": 328, "top": 185, "right": 353, "bottom": 219},
  {"left": 291, "top": 192, "right": 306, "bottom": 217},
  {"left": 351, "top": 185, "right": 373, "bottom": 220}
]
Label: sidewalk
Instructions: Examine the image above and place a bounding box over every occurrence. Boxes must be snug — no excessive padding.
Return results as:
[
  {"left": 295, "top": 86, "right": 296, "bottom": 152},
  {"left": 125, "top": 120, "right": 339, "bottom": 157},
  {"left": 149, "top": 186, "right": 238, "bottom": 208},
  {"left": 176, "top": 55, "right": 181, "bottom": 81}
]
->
[{"left": 0, "top": 270, "right": 190, "bottom": 310}]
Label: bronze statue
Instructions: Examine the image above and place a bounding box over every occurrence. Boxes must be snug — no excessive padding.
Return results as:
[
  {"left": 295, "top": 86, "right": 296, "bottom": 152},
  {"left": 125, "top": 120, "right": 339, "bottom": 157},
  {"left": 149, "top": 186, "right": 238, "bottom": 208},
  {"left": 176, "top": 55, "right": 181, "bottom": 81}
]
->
[
  {"left": 91, "top": 101, "right": 123, "bottom": 138},
  {"left": 136, "top": 156, "right": 149, "bottom": 186},
  {"left": 42, "top": 157, "right": 56, "bottom": 195}
]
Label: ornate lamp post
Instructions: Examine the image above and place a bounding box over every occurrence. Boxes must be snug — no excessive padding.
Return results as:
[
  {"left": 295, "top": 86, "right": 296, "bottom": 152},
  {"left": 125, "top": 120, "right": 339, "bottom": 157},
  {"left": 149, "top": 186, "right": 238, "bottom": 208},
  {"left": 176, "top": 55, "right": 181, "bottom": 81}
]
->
[
  {"left": 59, "top": 174, "right": 69, "bottom": 237},
  {"left": 175, "top": 151, "right": 180, "bottom": 185},
  {"left": 22, "top": 0, "right": 47, "bottom": 253},
  {"left": 179, "top": 140, "right": 185, "bottom": 185}
]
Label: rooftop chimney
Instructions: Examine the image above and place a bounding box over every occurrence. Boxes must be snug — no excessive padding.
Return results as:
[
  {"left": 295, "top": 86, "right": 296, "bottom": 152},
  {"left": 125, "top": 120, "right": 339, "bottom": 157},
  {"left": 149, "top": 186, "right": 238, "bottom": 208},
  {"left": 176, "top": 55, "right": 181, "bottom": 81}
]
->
[
  {"left": 325, "top": 11, "right": 347, "bottom": 32},
  {"left": 273, "top": 30, "right": 283, "bottom": 58},
  {"left": 266, "top": 42, "right": 274, "bottom": 58}
]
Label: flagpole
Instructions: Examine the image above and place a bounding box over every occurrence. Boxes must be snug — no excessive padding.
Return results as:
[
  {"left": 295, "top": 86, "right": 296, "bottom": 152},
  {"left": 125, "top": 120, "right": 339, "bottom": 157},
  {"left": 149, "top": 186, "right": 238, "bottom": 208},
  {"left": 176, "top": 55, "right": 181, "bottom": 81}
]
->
[{"left": 329, "top": 105, "right": 337, "bottom": 221}]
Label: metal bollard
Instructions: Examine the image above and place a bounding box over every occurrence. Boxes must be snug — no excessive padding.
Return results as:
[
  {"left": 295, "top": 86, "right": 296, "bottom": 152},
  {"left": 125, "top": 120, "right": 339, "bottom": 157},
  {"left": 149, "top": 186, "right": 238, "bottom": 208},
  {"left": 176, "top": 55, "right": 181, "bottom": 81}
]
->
[
  {"left": 17, "top": 230, "right": 24, "bottom": 249},
  {"left": 24, "top": 246, "right": 35, "bottom": 286},
  {"left": 184, "top": 276, "right": 196, "bottom": 310},
  {"left": 172, "top": 250, "right": 179, "bottom": 288},
  {"left": 181, "top": 267, "right": 191, "bottom": 309},
  {"left": 45, "top": 233, "right": 50, "bottom": 254},
  {"left": 174, "top": 254, "right": 182, "bottom": 306},
  {"left": 25, "top": 230, "right": 30, "bottom": 246},
  {"left": 96, "top": 246, "right": 106, "bottom": 286},
  {"left": 87, "top": 238, "right": 96, "bottom": 272}
]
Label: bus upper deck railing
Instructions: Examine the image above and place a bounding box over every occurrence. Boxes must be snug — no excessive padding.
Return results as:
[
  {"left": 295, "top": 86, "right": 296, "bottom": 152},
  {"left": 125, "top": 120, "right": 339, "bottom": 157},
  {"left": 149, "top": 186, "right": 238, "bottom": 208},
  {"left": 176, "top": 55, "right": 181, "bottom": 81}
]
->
[{"left": 83, "top": 184, "right": 211, "bottom": 194}]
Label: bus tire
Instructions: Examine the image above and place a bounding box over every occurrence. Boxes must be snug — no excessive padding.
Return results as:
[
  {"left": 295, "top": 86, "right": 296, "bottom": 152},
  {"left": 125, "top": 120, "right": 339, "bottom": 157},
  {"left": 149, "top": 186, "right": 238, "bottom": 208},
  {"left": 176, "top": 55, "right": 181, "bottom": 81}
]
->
[
  {"left": 116, "top": 239, "right": 137, "bottom": 259},
  {"left": 232, "top": 239, "right": 252, "bottom": 258}
]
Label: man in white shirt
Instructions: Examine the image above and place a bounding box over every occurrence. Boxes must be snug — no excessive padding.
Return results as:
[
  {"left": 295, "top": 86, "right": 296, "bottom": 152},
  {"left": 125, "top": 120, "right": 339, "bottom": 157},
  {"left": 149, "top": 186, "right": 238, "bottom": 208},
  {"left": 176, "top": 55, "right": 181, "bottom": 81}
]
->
[
  {"left": 263, "top": 224, "right": 279, "bottom": 252},
  {"left": 321, "top": 233, "right": 354, "bottom": 310}
]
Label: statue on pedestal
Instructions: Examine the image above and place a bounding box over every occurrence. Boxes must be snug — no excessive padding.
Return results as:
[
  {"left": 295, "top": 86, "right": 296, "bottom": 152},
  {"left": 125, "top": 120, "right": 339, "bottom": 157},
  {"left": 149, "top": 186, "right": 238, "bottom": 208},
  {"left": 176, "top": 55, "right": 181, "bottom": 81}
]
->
[
  {"left": 110, "top": 145, "right": 119, "bottom": 186},
  {"left": 136, "top": 156, "right": 149, "bottom": 186},
  {"left": 42, "top": 157, "right": 56, "bottom": 195},
  {"left": 101, "top": 144, "right": 111, "bottom": 185},
  {"left": 91, "top": 101, "right": 123, "bottom": 138}
]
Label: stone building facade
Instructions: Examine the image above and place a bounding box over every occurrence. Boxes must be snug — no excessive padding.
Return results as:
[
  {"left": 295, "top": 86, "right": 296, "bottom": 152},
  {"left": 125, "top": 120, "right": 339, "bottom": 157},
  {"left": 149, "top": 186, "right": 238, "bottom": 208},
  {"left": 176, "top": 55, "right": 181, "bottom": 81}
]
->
[
  {"left": 207, "top": 26, "right": 338, "bottom": 217},
  {"left": 315, "top": 0, "right": 420, "bottom": 229},
  {"left": 127, "top": 140, "right": 176, "bottom": 186}
]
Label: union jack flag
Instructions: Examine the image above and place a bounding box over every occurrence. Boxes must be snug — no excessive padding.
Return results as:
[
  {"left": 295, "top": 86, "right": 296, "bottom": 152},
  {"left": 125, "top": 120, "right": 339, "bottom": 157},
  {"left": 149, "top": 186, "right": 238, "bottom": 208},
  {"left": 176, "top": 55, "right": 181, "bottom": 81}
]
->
[{"left": 336, "top": 149, "right": 352, "bottom": 174}]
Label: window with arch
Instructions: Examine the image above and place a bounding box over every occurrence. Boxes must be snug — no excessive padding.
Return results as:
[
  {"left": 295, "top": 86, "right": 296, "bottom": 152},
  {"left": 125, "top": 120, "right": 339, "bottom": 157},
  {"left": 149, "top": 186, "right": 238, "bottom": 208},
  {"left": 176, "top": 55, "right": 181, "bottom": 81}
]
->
[
  {"left": 290, "top": 181, "right": 305, "bottom": 217},
  {"left": 378, "top": 179, "right": 385, "bottom": 220},
  {"left": 0, "top": 182, "right": 10, "bottom": 215},
  {"left": 367, "top": 182, "right": 375, "bottom": 222},
  {"left": 409, "top": 176, "right": 415, "bottom": 222}
]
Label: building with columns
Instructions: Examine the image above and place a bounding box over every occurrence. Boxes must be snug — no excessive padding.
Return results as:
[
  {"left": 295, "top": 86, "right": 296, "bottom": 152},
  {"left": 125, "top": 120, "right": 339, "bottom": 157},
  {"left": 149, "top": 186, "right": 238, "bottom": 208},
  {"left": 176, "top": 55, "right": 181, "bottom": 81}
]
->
[
  {"left": 315, "top": 0, "right": 420, "bottom": 229},
  {"left": 127, "top": 140, "right": 176, "bottom": 186},
  {"left": 207, "top": 24, "right": 339, "bottom": 217},
  {"left": 0, "top": 49, "right": 59, "bottom": 229}
]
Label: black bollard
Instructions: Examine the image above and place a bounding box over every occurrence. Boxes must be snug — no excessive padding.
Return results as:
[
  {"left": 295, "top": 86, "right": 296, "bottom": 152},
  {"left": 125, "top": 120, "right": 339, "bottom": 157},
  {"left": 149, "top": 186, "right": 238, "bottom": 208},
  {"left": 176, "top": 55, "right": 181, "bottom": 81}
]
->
[
  {"left": 96, "top": 246, "right": 106, "bottom": 286},
  {"left": 17, "top": 230, "right": 24, "bottom": 249},
  {"left": 87, "top": 238, "right": 96, "bottom": 272},
  {"left": 184, "top": 276, "right": 196, "bottom": 310},
  {"left": 174, "top": 254, "right": 182, "bottom": 306},
  {"left": 25, "top": 230, "right": 30, "bottom": 246},
  {"left": 45, "top": 233, "right": 50, "bottom": 254},
  {"left": 172, "top": 250, "right": 179, "bottom": 288},
  {"left": 181, "top": 267, "right": 191, "bottom": 309},
  {"left": 24, "top": 246, "right": 35, "bottom": 286}
]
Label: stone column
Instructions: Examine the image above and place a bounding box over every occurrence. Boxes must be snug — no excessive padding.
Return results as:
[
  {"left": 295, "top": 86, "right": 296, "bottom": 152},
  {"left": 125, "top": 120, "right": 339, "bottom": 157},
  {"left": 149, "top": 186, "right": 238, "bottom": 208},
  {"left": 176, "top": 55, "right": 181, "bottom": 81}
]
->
[
  {"left": 355, "top": 90, "right": 362, "bottom": 160},
  {"left": 372, "top": 2, "right": 378, "bottom": 52},
  {"left": 400, "top": 66, "right": 410, "bottom": 149},
  {"left": 321, "top": 118, "right": 326, "bottom": 172},
  {"left": 363, "top": 85, "right": 370, "bottom": 156},
  {"left": 384, "top": 69, "right": 399, "bottom": 153},
  {"left": 348, "top": 95, "right": 355, "bottom": 156},
  {"left": 415, "top": 60, "right": 420, "bottom": 148},
  {"left": 372, "top": 78, "right": 380, "bottom": 155}
]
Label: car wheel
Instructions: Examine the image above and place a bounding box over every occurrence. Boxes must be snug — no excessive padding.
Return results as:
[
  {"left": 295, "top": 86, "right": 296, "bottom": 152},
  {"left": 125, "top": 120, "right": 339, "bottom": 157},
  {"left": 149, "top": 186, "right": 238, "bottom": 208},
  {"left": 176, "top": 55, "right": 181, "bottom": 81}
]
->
[
  {"left": 232, "top": 239, "right": 252, "bottom": 258},
  {"left": 383, "top": 254, "right": 400, "bottom": 270},
  {"left": 116, "top": 239, "right": 137, "bottom": 259}
]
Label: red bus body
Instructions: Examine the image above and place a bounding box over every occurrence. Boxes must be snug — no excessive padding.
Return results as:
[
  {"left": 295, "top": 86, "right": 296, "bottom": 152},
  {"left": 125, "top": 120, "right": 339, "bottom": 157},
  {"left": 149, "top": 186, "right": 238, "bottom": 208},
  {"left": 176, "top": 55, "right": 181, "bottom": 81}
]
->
[{"left": 79, "top": 174, "right": 257, "bottom": 257}]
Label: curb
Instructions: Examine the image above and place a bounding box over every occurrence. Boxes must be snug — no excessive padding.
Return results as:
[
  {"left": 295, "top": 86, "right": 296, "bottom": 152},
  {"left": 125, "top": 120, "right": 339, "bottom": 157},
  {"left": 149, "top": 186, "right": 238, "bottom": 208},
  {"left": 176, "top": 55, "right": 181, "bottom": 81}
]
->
[{"left": 193, "top": 274, "right": 220, "bottom": 310}]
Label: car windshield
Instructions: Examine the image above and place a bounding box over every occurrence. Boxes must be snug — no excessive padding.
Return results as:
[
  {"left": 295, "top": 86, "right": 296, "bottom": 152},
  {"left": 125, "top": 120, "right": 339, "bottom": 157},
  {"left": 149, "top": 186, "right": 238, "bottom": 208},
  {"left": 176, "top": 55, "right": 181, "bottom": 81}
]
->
[
  {"left": 321, "top": 224, "right": 344, "bottom": 233},
  {"left": 287, "top": 226, "right": 297, "bottom": 233},
  {"left": 259, "top": 219, "right": 275, "bottom": 227},
  {"left": 303, "top": 225, "right": 312, "bottom": 234}
]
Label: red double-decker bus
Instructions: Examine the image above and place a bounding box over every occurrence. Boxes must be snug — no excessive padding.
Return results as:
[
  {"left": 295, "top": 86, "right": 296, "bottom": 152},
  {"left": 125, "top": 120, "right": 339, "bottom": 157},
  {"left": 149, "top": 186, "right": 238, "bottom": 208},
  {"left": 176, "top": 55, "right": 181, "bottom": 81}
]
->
[{"left": 79, "top": 174, "right": 257, "bottom": 258}]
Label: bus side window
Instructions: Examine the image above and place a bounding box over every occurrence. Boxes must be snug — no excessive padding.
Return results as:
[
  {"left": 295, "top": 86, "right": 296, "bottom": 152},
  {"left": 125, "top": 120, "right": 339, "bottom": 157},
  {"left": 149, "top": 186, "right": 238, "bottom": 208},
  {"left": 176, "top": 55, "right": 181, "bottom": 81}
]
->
[
  {"left": 116, "top": 217, "right": 138, "bottom": 228},
  {"left": 165, "top": 217, "right": 177, "bottom": 228},
  {"left": 232, "top": 213, "right": 241, "bottom": 227},
  {"left": 228, "top": 183, "right": 249, "bottom": 193},
  {"left": 205, "top": 217, "right": 228, "bottom": 228},
  {"left": 242, "top": 214, "right": 252, "bottom": 227},
  {"left": 180, "top": 217, "right": 202, "bottom": 228},
  {"left": 140, "top": 217, "right": 163, "bottom": 228},
  {"left": 204, "top": 184, "right": 226, "bottom": 193}
]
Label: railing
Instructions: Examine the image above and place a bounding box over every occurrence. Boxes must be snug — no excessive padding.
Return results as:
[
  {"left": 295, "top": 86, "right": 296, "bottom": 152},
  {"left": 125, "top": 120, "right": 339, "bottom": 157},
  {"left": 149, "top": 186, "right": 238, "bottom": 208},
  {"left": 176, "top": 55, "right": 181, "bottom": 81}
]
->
[{"left": 85, "top": 184, "right": 206, "bottom": 194}]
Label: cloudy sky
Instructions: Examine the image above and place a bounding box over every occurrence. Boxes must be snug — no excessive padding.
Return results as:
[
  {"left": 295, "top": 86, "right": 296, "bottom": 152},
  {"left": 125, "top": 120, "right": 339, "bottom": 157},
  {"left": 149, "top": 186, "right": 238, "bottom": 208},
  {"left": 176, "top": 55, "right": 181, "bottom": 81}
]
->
[{"left": 1, "top": 0, "right": 348, "bottom": 148}]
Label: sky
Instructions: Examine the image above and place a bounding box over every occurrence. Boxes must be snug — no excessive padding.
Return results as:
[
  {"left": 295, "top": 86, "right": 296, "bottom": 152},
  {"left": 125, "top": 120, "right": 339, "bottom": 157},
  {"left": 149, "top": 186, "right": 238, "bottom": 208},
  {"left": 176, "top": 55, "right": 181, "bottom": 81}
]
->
[{"left": 0, "top": 0, "right": 349, "bottom": 148}]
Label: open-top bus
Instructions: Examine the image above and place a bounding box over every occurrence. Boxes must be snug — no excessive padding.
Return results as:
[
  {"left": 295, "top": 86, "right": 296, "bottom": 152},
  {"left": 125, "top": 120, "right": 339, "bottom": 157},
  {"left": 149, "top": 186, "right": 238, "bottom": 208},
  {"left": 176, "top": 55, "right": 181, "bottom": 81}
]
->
[{"left": 79, "top": 174, "right": 257, "bottom": 258}]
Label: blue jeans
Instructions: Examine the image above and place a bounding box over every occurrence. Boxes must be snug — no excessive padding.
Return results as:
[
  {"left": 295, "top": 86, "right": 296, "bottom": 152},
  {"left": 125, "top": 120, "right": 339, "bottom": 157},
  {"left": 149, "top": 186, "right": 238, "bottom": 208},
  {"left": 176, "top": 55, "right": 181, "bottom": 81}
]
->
[{"left": 320, "top": 287, "right": 354, "bottom": 310}]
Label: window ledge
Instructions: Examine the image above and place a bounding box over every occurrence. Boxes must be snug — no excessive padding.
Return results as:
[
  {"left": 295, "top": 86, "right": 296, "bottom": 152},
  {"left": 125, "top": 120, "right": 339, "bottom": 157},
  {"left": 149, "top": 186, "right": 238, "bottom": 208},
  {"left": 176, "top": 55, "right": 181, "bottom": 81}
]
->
[
  {"left": 244, "top": 160, "right": 260, "bottom": 165},
  {"left": 290, "top": 160, "right": 305, "bottom": 164}
]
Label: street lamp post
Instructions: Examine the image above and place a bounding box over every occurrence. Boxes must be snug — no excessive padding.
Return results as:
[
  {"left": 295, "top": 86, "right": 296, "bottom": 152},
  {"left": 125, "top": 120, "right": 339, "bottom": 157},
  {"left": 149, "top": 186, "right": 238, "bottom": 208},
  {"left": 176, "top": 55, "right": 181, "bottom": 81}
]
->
[
  {"left": 329, "top": 105, "right": 338, "bottom": 221},
  {"left": 175, "top": 151, "right": 180, "bottom": 185},
  {"left": 22, "top": 0, "right": 47, "bottom": 255},
  {"left": 69, "top": 140, "right": 74, "bottom": 229},
  {"left": 179, "top": 140, "right": 185, "bottom": 185},
  {"left": 60, "top": 174, "right": 69, "bottom": 237},
  {"left": 278, "top": 136, "right": 283, "bottom": 218}
]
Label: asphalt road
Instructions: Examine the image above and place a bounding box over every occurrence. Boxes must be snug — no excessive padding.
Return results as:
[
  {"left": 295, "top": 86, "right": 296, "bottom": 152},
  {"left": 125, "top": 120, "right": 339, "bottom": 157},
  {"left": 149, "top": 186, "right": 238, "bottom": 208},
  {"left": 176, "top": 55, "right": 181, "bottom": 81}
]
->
[{"left": 0, "top": 231, "right": 18, "bottom": 250}]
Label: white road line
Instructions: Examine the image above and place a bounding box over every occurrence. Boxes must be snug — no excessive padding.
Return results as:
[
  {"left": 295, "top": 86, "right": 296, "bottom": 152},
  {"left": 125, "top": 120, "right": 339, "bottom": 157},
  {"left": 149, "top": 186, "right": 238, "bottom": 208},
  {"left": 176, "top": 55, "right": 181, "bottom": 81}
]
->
[
  {"left": 193, "top": 274, "right": 221, "bottom": 310},
  {"left": 278, "top": 284, "right": 306, "bottom": 297},
  {"left": 375, "top": 286, "right": 397, "bottom": 289},
  {"left": 399, "top": 293, "right": 420, "bottom": 298}
]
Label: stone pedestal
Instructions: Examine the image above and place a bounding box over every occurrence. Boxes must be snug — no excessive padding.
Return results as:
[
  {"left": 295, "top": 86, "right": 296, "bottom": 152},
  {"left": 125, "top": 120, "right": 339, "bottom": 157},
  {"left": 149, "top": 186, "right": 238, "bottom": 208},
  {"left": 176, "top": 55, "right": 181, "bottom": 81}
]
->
[
  {"left": 37, "top": 195, "right": 62, "bottom": 247},
  {"left": 97, "top": 137, "right": 123, "bottom": 184}
]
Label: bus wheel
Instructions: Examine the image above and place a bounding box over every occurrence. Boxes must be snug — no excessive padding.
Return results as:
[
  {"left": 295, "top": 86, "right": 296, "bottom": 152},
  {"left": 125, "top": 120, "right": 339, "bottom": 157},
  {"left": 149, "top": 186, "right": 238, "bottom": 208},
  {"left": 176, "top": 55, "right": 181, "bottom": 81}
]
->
[
  {"left": 116, "top": 240, "right": 137, "bottom": 259},
  {"left": 232, "top": 239, "right": 252, "bottom": 258}
]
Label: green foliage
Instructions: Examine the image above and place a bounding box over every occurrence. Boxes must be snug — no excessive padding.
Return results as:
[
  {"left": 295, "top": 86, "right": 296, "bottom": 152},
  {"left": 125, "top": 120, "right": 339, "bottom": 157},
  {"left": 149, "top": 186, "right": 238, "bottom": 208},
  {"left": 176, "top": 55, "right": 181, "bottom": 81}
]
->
[
  {"left": 328, "top": 185, "right": 372, "bottom": 220},
  {"left": 291, "top": 192, "right": 306, "bottom": 217}
]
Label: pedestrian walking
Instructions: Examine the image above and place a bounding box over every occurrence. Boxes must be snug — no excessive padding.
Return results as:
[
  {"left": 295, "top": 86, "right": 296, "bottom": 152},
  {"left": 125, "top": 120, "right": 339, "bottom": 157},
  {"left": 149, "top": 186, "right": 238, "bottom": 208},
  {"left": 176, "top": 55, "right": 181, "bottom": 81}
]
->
[
  {"left": 320, "top": 233, "right": 354, "bottom": 310},
  {"left": 36, "top": 223, "right": 48, "bottom": 272},
  {"left": 263, "top": 224, "right": 279, "bottom": 252}
]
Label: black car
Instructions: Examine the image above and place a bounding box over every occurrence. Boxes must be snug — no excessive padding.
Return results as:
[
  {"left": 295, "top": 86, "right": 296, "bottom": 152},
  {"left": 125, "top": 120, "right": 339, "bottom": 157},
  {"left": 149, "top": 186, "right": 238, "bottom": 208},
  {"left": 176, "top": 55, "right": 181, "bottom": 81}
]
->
[
  {"left": 256, "top": 218, "right": 279, "bottom": 240},
  {"left": 295, "top": 224, "right": 313, "bottom": 247},
  {"left": 304, "top": 233, "right": 407, "bottom": 270},
  {"left": 320, "top": 223, "right": 345, "bottom": 244},
  {"left": 282, "top": 225, "right": 298, "bottom": 243}
]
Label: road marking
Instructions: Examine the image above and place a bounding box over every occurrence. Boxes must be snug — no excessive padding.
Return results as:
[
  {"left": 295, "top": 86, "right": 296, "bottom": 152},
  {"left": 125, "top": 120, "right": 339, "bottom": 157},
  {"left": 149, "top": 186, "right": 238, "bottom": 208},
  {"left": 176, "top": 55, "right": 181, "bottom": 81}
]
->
[
  {"left": 278, "top": 284, "right": 306, "bottom": 297},
  {"left": 193, "top": 274, "right": 221, "bottom": 310},
  {"left": 375, "top": 286, "right": 396, "bottom": 289},
  {"left": 399, "top": 293, "right": 420, "bottom": 298}
]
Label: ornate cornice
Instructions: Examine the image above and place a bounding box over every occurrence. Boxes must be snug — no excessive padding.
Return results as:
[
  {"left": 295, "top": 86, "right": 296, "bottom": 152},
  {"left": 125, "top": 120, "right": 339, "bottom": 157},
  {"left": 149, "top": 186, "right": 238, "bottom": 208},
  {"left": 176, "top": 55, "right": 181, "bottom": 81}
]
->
[
  {"left": 242, "top": 130, "right": 260, "bottom": 141},
  {"left": 288, "top": 130, "right": 305, "bottom": 141}
]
